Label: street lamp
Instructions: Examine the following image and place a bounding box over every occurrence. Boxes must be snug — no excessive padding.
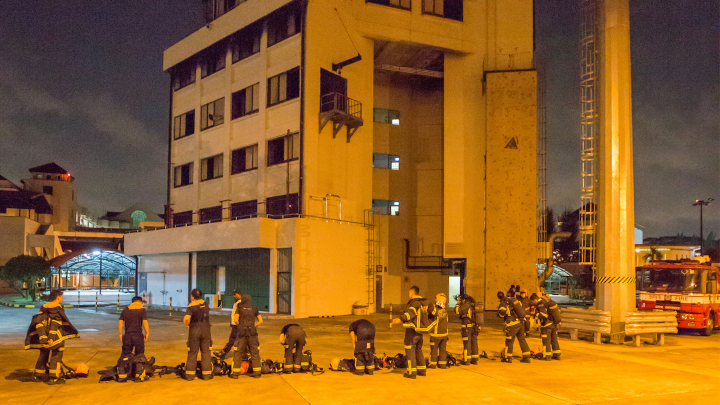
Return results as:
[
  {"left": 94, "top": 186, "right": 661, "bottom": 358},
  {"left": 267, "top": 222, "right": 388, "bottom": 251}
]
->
[{"left": 692, "top": 198, "right": 714, "bottom": 256}]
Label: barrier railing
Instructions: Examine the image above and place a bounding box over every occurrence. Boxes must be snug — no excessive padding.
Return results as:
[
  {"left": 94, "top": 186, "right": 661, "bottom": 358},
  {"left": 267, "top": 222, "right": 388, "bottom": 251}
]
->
[
  {"left": 559, "top": 307, "right": 611, "bottom": 344},
  {"left": 625, "top": 310, "right": 677, "bottom": 346}
]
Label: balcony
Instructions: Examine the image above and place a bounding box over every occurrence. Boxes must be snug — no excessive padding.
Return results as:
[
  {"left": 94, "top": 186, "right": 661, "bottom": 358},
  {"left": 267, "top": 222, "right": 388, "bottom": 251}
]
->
[{"left": 319, "top": 93, "right": 364, "bottom": 142}]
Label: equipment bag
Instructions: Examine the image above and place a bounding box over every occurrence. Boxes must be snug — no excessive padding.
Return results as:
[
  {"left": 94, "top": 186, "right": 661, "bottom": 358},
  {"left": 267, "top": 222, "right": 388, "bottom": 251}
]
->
[
  {"left": 300, "top": 350, "right": 312, "bottom": 372},
  {"left": 389, "top": 353, "right": 407, "bottom": 369},
  {"left": 446, "top": 353, "right": 458, "bottom": 367},
  {"left": 212, "top": 356, "right": 231, "bottom": 376}
]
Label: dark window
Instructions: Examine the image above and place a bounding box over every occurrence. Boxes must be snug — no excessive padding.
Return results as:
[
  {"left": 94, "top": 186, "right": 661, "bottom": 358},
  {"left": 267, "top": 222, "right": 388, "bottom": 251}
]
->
[
  {"left": 231, "top": 83, "right": 260, "bottom": 119},
  {"left": 231, "top": 144, "right": 258, "bottom": 174},
  {"left": 372, "top": 199, "right": 400, "bottom": 215},
  {"left": 173, "top": 210, "right": 193, "bottom": 226},
  {"left": 267, "top": 132, "right": 299, "bottom": 166},
  {"left": 204, "top": 0, "right": 245, "bottom": 24},
  {"left": 373, "top": 108, "right": 400, "bottom": 125},
  {"left": 267, "top": 67, "right": 300, "bottom": 107},
  {"left": 366, "top": 0, "right": 411, "bottom": 10},
  {"left": 422, "top": 0, "right": 463, "bottom": 21},
  {"left": 174, "top": 163, "right": 194, "bottom": 188},
  {"left": 267, "top": 4, "right": 301, "bottom": 47},
  {"left": 201, "top": 43, "right": 227, "bottom": 78},
  {"left": 201, "top": 154, "right": 223, "bottom": 181},
  {"left": 199, "top": 205, "right": 223, "bottom": 223},
  {"left": 372, "top": 153, "right": 400, "bottom": 170},
  {"left": 231, "top": 200, "right": 258, "bottom": 219},
  {"left": 231, "top": 22, "right": 261, "bottom": 63},
  {"left": 173, "top": 110, "right": 195, "bottom": 140},
  {"left": 171, "top": 60, "right": 196, "bottom": 91},
  {"left": 43, "top": 186, "right": 53, "bottom": 195},
  {"left": 200, "top": 98, "right": 225, "bottom": 130},
  {"left": 266, "top": 194, "right": 299, "bottom": 217}
]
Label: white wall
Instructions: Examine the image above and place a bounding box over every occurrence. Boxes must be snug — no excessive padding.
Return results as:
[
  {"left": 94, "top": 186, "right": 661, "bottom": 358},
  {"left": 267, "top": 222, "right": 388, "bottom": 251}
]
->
[{"left": 138, "top": 253, "right": 191, "bottom": 307}]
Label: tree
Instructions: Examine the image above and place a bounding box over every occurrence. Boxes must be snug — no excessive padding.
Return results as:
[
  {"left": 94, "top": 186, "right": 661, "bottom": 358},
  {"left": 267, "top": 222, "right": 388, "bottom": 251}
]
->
[
  {"left": 556, "top": 209, "right": 579, "bottom": 262},
  {"left": 0, "top": 255, "right": 51, "bottom": 301},
  {"left": 643, "top": 247, "right": 663, "bottom": 262}
]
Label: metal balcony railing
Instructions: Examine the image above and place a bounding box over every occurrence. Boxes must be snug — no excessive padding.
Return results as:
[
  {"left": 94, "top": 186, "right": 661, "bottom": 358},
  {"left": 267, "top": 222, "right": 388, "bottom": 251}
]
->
[{"left": 319, "top": 93, "right": 364, "bottom": 142}]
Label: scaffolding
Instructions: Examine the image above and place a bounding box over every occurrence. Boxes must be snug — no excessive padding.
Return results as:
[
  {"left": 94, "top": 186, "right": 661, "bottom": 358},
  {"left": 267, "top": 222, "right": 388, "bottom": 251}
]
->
[
  {"left": 537, "top": 60, "right": 549, "bottom": 265},
  {"left": 579, "top": 0, "right": 599, "bottom": 269}
]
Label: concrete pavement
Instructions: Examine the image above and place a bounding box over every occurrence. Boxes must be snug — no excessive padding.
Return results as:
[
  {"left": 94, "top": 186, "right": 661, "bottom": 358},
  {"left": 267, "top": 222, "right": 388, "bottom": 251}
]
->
[{"left": 0, "top": 306, "right": 718, "bottom": 404}]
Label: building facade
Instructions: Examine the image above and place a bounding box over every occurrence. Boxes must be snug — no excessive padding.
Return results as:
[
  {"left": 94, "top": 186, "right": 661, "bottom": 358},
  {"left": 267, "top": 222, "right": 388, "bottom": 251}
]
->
[{"left": 126, "top": 0, "right": 538, "bottom": 316}]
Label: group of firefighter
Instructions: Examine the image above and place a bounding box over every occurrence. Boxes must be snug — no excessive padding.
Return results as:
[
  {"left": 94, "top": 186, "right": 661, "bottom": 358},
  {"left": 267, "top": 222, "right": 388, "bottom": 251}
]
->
[{"left": 24, "top": 284, "right": 562, "bottom": 384}]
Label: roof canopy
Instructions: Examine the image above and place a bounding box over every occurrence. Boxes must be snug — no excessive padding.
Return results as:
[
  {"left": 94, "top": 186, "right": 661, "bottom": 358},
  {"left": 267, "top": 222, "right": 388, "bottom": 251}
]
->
[
  {"left": 51, "top": 250, "right": 136, "bottom": 276},
  {"left": 29, "top": 162, "right": 68, "bottom": 174}
]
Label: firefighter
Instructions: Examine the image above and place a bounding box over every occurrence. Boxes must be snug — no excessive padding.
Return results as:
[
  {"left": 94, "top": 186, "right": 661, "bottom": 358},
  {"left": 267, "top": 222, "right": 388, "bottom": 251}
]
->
[
  {"left": 497, "top": 291, "right": 531, "bottom": 363},
  {"left": 280, "top": 323, "right": 306, "bottom": 373},
  {"left": 214, "top": 290, "right": 242, "bottom": 360},
  {"left": 428, "top": 293, "right": 449, "bottom": 369},
  {"left": 391, "top": 286, "right": 430, "bottom": 379},
  {"left": 230, "top": 294, "right": 263, "bottom": 378},
  {"left": 455, "top": 294, "right": 479, "bottom": 365},
  {"left": 518, "top": 288, "right": 534, "bottom": 337},
  {"left": 183, "top": 289, "right": 213, "bottom": 380},
  {"left": 117, "top": 296, "right": 149, "bottom": 382},
  {"left": 25, "top": 290, "right": 79, "bottom": 384},
  {"left": 349, "top": 319, "right": 376, "bottom": 375},
  {"left": 533, "top": 293, "right": 562, "bottom": 360}
]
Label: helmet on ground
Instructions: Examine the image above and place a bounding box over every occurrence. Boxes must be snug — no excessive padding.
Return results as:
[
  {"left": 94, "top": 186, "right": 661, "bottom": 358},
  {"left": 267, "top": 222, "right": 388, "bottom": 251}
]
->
[
  {"left": 239, "top": 361, "right": 249, "bottom": 374},
  {"left": 330, "top": 358, "right": 340, "bottom": 370},
  {"left": 75, "top": 363, "right": 89, "bottom": 376}
]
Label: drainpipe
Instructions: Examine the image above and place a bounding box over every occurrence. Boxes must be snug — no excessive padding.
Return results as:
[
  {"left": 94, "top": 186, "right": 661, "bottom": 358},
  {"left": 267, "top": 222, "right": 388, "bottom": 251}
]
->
[{"left": 541, "top": 232, "right": 572, "bottom": 282}]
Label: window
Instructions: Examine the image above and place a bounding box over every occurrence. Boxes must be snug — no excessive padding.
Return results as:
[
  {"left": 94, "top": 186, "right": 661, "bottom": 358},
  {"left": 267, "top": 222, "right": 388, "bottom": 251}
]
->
[
  {"left": 422, "top": 0, "right": 463, "bottom": 21},
  {"left": 200, "top": 43, "right": 227, "bottom": 78},
  {"left": 201, "top": 154, "right": 224, "bottom": 181},
  {"left": 200, "top": 98, "right": 225, "bottom": 130},
  {"left": 43, "top": 186, "right": 53, "bottom": 195},
  {"left": 268, "top": 67, "right": 300, "bottom": 107},
  {"left": 366, "top": 0, "right": 411, "bottom": 10},
  {"left": 232, "top": 83, "right": 260, "bottom": 119},
  {"left": 266, "top": 194, "right": 299, "bottom": 217},
  {"left": 203, "top": 0, "right": 246, "bottom": 24},
  {"left": 199, "top": 205, "right": 222, "bottom": 223},
  {"left": 231, "top": 144, "right": 259, "bottom": 174},
  {"left": 171, "top": 60, "right": 196, "bottom": 91},
  {"left": 267, "top": 4, "right": 301, "bottom": 47},
  {"left": 232, "top": 22, "right": 261, "bottom": 63},
  {"left": 373, "top": 154, "right": 400, "bottom": 170},
  {"left": 267, "top": 132, "right": 299, "bottom": 166},
  {"left": 373, "top": 108, "right": 400, "bottom": 125},
  {"left": 373, "top": 199, "right": 400, "bottom": 215},
  {"left": 173, "top": 210, "right": 193, "bottom": 226},
  {"left": 174, "top": 162, "right": 194, "bottom": 188},
  {"left": 231, "top": 200, "right": 258, "bottom": 219},
  {"left": 173, "top": 110, "right": 195, "bottom": 140}
]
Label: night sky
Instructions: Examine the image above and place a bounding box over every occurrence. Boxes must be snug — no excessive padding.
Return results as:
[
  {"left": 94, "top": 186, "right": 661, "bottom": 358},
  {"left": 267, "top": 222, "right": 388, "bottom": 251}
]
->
[{"left": 0, "top": 1, "right": 717, "bottom": 238}]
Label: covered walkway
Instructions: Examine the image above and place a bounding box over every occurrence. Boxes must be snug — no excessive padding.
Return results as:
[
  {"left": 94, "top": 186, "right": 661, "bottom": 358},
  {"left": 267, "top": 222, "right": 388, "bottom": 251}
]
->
[{"left": 49, "top": 250, "right": 137, "bottom": 294}]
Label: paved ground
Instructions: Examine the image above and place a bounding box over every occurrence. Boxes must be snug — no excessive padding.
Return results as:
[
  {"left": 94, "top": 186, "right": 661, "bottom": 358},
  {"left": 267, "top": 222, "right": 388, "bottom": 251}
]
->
[{"left": 0, "top": 305, "right": 718, "bottom": 405}]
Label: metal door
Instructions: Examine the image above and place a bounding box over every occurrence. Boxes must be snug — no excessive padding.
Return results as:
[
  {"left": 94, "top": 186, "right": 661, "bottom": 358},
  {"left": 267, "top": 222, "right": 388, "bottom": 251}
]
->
[{"left": 277, "top": 248, "right": 292, "bottom": 314}]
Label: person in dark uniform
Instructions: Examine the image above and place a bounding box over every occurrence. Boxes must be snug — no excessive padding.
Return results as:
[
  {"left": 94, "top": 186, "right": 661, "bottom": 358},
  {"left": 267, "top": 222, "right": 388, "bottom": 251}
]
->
[
  {"left": 280, "top": 323, "right": 306, "bottom": 373},
  {"left": 117, "top": 296, "right": 149, "bottom": 381},
  {"left": 533, "top": 293, "right": 562, "bottom": 360},
  {"left": 230, "top": 294, "right": 263, "bottom": 378},
  {"left": 349, "top": 319, "right": 376, "bottom": 375},
  {"left": 183, "top": 289, "right": 212, "bottom": 380},
  {"left": 25, "top": 290, "right": 79, "bottom": 384},
  {"left": 497, "top": 291, "right": 532, "bottom": 363},
  {"left": 214, "top": 290, "right": 242, "bottom": 360},
  {"left": 391, "top": 286, "right": 429, "bottom": 379},
  {"left": 455, "top": 293, "right": 479, "bottom": 365},
  {"left": 428, "top": 293, "right": 449, "bottom": 369},
  {"left": 518, "top": 288, "right": 533, "bottom": 337}
]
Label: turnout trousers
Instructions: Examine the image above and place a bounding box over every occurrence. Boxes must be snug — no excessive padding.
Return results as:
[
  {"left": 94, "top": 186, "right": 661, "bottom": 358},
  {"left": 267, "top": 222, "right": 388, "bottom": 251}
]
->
[
  {"left": 232, "top": 335, "right": 261, "bottom": 375},
  {"left": 505, "top": 322, "right": 531, "bottom": 358},
  {"left": 34, "top": 342, "right": 64, "bottom": 379},
  {"left": 186, "top": 327, "right": 212, "bottom": 379},
  {"left": 354, "top": 350, "right": 375, "bottom": 374},
  {"left": 541, "top": 324, "right": 561, "bottom": 359},
  {"left": 283, "top": 328, "right": 306, "bottom": 373},
  {"left": 220, "top": 325, "right": 238, "bottom": 357},
  {"left": 121, "top": 332, "right": 145, "bottom": 358},
  {"left": 429, "top": 336, "right": 448, "bottom": 368},
  {"left": 460, "top": 323, "right": 478, "bottom": 362},
  {"left": 404, "top": 329, "right": 426, "bottom": 376}
]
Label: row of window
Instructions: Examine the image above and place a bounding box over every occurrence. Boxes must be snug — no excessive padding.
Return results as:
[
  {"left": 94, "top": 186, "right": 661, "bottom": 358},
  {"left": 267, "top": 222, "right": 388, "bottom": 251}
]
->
[
  {"left": 366, "top": 0, "right": 463, "bottom": 21},
  {"left": 173, "top": 133, "right": 299, "bottom": 187},
  {"left": 173, "top": 67, "right": 299, "bottom": 140},
  {"left": 173, "top": 3, "right": 301, "bottom": 91},
  {"left": 173, "top": 193, "right": 300, "bottom": 225}
]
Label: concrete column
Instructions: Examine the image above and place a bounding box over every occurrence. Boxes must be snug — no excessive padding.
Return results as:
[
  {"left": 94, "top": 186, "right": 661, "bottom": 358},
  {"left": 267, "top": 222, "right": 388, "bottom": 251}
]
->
[
  {"left": 268, "top": 248, "right": 277, "bottom": 314},
  {"left": 596, "top": 0, "right": 636, "bottom": 334}
]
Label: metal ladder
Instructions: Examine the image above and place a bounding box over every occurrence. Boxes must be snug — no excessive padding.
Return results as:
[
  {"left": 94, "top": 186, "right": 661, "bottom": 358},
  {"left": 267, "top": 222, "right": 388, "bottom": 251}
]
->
[{"left": 364, "top": 209, "right": 375, "bottom": 307}]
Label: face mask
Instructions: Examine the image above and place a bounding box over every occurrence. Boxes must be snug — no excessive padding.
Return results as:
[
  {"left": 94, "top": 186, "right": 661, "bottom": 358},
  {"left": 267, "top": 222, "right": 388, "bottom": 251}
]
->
[{"left": 436, "top": 301, "right": 445, "bottom": 309}]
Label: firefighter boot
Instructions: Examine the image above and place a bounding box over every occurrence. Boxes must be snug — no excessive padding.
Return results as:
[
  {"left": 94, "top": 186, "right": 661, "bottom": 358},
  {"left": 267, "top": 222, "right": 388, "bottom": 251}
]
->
[
  {"left": 552, "top": 354, "right": 561, "bottom": 360},
  {"left": 427, "top": 364, "right": 437, "bottom": 369},
  {"left": 543, "top": 356, "right": 552, "bottom": 361},
  {"left": 46, "top": 378, "right": 65, "bottom": 385},
  {"left": 403, "top": 371, "right": 417, "bottom": 379},
  {"left": 501, "top": 357, "right": 512, "bottom": 363},
  {"left": 365, "top": 368, "right": 374, "bottom": 376},
  {"left": 470, "top": 358, "right": 478, "bottom": 365},
  {"left": 417, "top": 370, "right": 426, "bottom": 377},
  {"left": 520, "top": 356, "right": 532, "bottom": 363}
]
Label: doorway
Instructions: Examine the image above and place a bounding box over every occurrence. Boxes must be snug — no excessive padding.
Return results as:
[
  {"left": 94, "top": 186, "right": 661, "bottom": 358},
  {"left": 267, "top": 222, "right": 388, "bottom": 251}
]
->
[{"left": 277, "top": 248, "right": 292, "bottom": 314}]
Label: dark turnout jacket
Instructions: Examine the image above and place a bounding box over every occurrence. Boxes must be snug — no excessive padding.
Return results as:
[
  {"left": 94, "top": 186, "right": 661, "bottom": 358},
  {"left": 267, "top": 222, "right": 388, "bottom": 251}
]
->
[{"left": 24, "top": 305, "right": 79, "bottom": 350}]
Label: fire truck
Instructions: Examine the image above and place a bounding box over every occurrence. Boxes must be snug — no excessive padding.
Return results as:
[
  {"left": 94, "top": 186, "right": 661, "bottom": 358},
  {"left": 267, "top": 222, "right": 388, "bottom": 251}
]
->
[{"left": 637, "top": 258, "right": 720, "bottom": 336}]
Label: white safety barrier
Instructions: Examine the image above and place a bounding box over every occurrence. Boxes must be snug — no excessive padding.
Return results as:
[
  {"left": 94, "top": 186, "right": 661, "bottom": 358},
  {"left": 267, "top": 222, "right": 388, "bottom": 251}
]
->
[
  {"left": 559, "top": 307, "right": 611, "bottom": 344},
  {"left": 625, "top": 310, "right": 677, "bottom": 346}
]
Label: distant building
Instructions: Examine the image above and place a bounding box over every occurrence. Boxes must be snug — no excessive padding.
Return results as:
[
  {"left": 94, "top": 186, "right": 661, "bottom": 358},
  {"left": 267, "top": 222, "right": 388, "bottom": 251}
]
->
[
  {"left": 93, "top": 203, "right": 165, "bottom": 230},
  {"left": 21, "top": 163, "right": 78, "bottom": 232},
  {"left": 634, "top": 244, "right": 700, "bottom": 267}
]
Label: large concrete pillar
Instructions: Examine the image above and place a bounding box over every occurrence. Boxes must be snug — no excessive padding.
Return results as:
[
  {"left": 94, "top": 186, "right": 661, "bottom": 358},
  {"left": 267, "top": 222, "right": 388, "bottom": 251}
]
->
[{"left": 596, "top": 0, "right": 636, "bottom": 333}]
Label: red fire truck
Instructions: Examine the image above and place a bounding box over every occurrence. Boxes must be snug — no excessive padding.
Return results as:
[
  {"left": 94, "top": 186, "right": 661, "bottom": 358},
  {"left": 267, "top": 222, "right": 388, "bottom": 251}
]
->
[{"left": 637, "top": 259, "right": 720, "bottom": 336}]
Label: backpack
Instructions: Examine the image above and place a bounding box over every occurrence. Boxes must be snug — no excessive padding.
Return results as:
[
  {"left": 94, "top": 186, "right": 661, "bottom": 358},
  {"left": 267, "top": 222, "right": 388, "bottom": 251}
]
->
[
  {"left": 212, "top": 356, "right": 231, "bottom": 376},
  {"left": 100, "top": 355, "right": 156, "bottom": 382},
  {"left": 446, "top": 353, "right": 458, "bottom": 367},
  {"left": 300, "top": 350, "right": 313, "bottom": 372},
  {"left": 389, "top": 353, "right": 407, "bottom": 369}
]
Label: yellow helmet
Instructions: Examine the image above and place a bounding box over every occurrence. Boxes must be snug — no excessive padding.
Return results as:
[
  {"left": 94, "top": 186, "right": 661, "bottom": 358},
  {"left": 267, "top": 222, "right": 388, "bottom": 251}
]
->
[
  {"left": 330, "top": 358, "right": 340, "bottom": 370},
  {"left": 435, "top": 293, "right": 447, "bottom": 304}
]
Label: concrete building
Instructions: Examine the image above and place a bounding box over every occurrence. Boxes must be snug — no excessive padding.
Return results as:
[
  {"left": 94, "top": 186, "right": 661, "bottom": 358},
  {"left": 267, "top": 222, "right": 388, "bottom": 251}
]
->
[
  {"left": 21, "top": 163, "right": 78, "bottom": 232},
  {"left": 126, "top": 0, "right": 538, "bottom": 316}
]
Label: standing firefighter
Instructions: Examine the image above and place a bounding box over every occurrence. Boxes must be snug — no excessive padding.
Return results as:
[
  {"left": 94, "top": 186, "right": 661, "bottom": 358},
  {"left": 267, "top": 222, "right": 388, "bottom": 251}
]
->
[
  {"left": 428, "top": 293, "right": 449, "bottom": 369},
  {"left": 497, "top": 291, "right": 532, "bottom": 363},
  {"left": 117, "top": 296, "right": 149, "bottom": 381},
  {"left": 533, "top": 293, "right": 562, "bottom": 360},
  {"left": 391, "top": 286, "right": 431, "bottom": 379},
  {"left": 183, "top": 289, "right": 212, "bottom": 380},
  {"left": 214, "top": 290, "right": 242, "bottom": 360},
  {"left": 455, "top": 294, "right": 479, "bottom": 365},
  {"left": 25, "top": 290, "right": 79, "bottom": 384},
  {"left": 280, "top": 323, "right": 306, "bottom": 373},
  {"left": 230, "top": 294, "right": 263, "bottom": 378},
  {"left": 518, "top": 288, "right": 534, "bottom": 337},
  {"left": 349, "top": 319, "right": 376, "bottom": 375}
]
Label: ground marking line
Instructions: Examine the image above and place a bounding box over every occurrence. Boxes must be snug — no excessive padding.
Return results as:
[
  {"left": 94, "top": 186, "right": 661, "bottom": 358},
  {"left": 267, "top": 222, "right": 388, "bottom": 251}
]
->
[{"left": 278, "top": 373, "right": 312, "bottom": 404}]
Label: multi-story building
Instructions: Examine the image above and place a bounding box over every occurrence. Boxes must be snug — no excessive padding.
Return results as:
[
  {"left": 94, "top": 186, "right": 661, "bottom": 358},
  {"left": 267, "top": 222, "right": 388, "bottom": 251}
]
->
[
  {"left": 126, "top": 0, "right": 538, "bottom": 317},
  {"left": 21, "top": 163, "right": 78, "bottom": 232}
]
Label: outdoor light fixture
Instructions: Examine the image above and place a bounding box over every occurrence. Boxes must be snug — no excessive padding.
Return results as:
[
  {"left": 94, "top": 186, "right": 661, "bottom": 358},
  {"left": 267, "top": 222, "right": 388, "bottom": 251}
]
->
[{"left": 692, "top": 198, "right": 714, "bottom": 256}]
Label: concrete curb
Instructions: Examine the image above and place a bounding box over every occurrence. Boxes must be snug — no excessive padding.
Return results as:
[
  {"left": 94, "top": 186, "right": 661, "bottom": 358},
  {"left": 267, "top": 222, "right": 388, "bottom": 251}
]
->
[{"left": 0, "top": 299, "right": 117, "bottom": 309}]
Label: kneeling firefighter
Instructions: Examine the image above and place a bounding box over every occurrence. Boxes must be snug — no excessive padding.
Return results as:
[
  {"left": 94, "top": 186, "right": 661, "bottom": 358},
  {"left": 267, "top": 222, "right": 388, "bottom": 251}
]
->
[
  {"left": 280, "top": 324, "right": 306, "bottom": 373},
  {"left": 497, "top": 291, "right": 531, "bottom": 363},
  {"left": 230, "top": 294, "right": 263, "bottom": 378}
]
